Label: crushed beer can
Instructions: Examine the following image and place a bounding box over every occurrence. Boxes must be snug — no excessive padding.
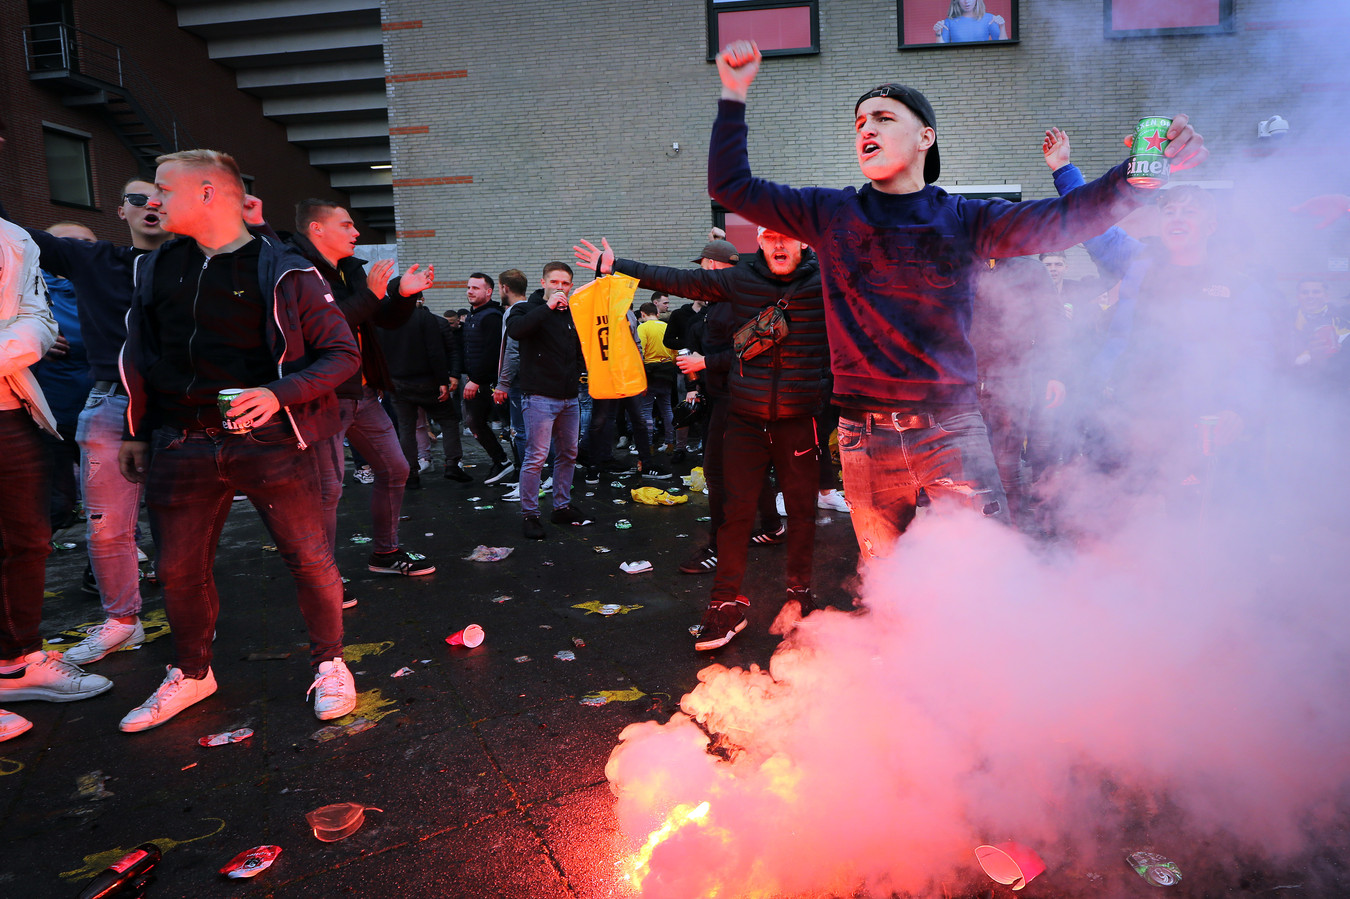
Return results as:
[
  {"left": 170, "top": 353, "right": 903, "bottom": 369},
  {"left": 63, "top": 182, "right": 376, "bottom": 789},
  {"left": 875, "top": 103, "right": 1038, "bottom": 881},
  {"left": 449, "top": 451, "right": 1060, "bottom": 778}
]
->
[
  {"left": 220, "top": 845, "right": 282, "bottom": 879},
  {"left": 1127, "top": 851, "right": 1183, "bottom": 886},
  {"left": 199, "top": 727, "right": 254, "bottom": 747},
  {"left": 615, "top": 519, "right": 632, "bottom": 529},
  {"left": 554, "top": 650, "right": 576, "bottom": 661}
]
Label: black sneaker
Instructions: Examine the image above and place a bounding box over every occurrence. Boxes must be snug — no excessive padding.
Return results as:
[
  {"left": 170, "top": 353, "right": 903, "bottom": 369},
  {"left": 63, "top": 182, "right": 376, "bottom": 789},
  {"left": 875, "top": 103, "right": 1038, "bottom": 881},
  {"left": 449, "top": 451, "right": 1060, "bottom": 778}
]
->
[
  {"left": 485, "top": 460, "right": 515, "bottom": 485},
  {"left": 583, "top": 467, "right": 601, "bottom": 485},
  {"left": 678, "top": 545, "right": 717, "bottom": 575},
  {"left": 693, "top": 598, "right": 749, "bottom": 651},
  {"left": 523, "top": 515, "right": 545, "bottom": 540},
  {"left": 550, "top": 506, "right": 593, "bottom": 526},
  {"left": 368, "top": 549, "right": 437, "bottom": 576},
  {"left": 785, "top": 586, "right": 818, "bottom": 616},
  {"left": 640, "top": 462, "right": 673, "bottom": 481},
  {"left": 342, "top": 587, "right": 358, "bottom": 609},
  {"left": 443, "top": 462, "right": 472, "bottom": 483},
  {"left": 750, "top": 524, "right": 787, "bottom": 545}
]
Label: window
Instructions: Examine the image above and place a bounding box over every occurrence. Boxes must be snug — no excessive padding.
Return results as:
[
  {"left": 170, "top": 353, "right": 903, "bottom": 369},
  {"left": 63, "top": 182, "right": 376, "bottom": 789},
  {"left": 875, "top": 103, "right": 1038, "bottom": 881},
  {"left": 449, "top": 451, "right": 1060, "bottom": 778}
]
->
[
  {"left": 707, "top": 0, "right": 818, "bottom": 60},
  {"left": 1104, "top": 0, "right": 1234, "bottom": 38},
  {"left": 43, "top": 126, "right": 93, "bottom": 207},
  {"left": 898, "top": 0, "right": 1019, "bottom": 49}
]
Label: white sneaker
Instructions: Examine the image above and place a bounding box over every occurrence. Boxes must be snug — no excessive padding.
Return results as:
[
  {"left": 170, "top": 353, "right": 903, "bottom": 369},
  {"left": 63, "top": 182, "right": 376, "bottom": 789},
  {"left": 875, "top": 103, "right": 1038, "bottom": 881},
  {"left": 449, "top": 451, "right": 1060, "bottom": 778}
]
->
[
  {"left": 62, "top": 618, "right": 145, "bottom": 665},
  {"left": 539, "top": 476, "right": 553, "bottom": 494},
  {"left": 502, "top": 485, "right": 521, "bottom": 502},
  {"left": 775, "top": 492, "right": 786, "bottom": 517},
  {"left": 817, "top": 489, "right": 850, "bottom": 513},
  {"left": 353, "top": 466, "right": 375, "bottom": 485},
  {"left": 0, "top": 708, "right": 32, "bottom": 742},
  {"left": 418, "top": 458, "right": 432, "bottom": 473},
  {"left": 119, "top": 666, "right": 217, "bottom": 732},
  {"left": 136, "top": 547, "right": 149, "bottom": 563},
  {"left": 0, "top": 650, "right": 112, "bottom": 702},
  {"left": 309, "top": 658, "right": 356, "bottom": 720}
]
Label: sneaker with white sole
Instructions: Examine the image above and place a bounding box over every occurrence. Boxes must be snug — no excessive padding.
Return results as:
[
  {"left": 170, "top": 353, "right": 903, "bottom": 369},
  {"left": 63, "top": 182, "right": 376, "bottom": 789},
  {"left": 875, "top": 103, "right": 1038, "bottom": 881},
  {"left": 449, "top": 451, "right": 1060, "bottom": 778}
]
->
[
  {"left": 0, "top": 650, "right": 113, "bottom": 702},
  {"left": 693, "top": 598, "right": 749, "bottom": 651},
  {"left": 0, "top": 708, "right": 32, "bottom": 742},
  {"left": 308, "top": 657, "right": 356, "bottom": 720},
  {"left": 817, "top": 489, "right": 849, "bottom": 512},
  {"left": 353, "top": 466, "right": 375, "bottom": 485},
  {"left": 62, "top": 618, "right": 145, "bottom": 665},
  {"left": 119, "top": 666, "right": 217, "bottom": 732},
  {"left": 502, "top": 485, "right": 522, "bottom": 502},
  {"left": 484, "top": 460, "right": 515, "bottom": 485},
  {"left": 368, "top": 549, "right": 436, "bottom": 576}
]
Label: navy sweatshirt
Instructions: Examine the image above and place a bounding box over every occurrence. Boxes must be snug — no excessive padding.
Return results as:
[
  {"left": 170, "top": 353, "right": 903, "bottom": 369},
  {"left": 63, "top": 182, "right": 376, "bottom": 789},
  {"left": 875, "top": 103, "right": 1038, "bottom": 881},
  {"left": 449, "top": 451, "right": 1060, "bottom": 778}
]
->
[{"left": 708, "top": 99, "right": 1147, "bottom": 412}]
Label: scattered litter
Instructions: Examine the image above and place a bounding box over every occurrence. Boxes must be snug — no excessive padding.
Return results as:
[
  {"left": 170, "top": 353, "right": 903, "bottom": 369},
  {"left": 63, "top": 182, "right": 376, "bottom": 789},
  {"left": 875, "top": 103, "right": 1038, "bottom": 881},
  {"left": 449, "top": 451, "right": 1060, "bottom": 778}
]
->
[
  {"left": 630, "top": 487, "right": 687, "bottom": 506},
  {"left": 348, "top": 535, "right": 372, "bottom": 544},
  {"left": 515, "top": 655, "right": 532, "bottom": 663},
  {"left": 221, "top": 845, "right": 282, "bottom": 879},
  {"left": 572, "top": 637, "right": 586, "bottom": 648},
  {"left": 689, "top": 624, "right": 701, "bottom": 637},
  {"left": 307, "top": 803, "right": 381, "bottom": 842},
  {"left": 181, "top": 762, "right": 198, "bottom": 771},
  {"left": 620, "top": 560, "right": 653, "bottom": 574},
  {"left": 52, "top": 541, "right": 77, "bottom": 550},
  {"left": 612, "top": 499, "right": 626, "bottom": 505},
  {"left": 311, "top": 717, "right": 377, "bottom": 743},
  {"left": 593, "top": 546, "right": 612, "bottom": 553},
  {"left": 816, "top": 515, "right": 831, "bottom": 526},
  {"left": 976, "top": 842, "right": 1046, "bottom": 890},
  {"left": 542, "top": 560, "right": 554, "bottom": 565},
  {"left": 467, "top": 496, "right": 482, "bottom": 502},
  {"left": 244, "top": 651, "right": 291, "bottom": 661},
  {"left": 199, "top": 728, "right": 254, "bottom": 747},
  {"left": 676, "top": 533, "right": 688, "bottom": 538},
  {"left": 580, "top": 687, "right": 648, "bottom": 706},
  {"left": 261, "top": 543, "right": 278, "bottom": 552},
  {"left": 683, "top": 468, "right": 706, "bottom": 491},
  {"left": 446, "top": 624, "right": 485, "bottom": 648},
  {"left": 585, "top": 492, "right": 595, "bottom": 497},
  {"left": 75, "top": 771, "right": 113, "bottom": 801},
  {"left": 697, "top": 516, "right": 711, "bottom": 522},
  {"left": 390, "top": 667, "right": 414, "bottom": 678},
  {"left": 491, "top": 595, "right": 512, "bottom": 603},
  {"left": 615, "top": 519, "right": 632, "bottom": 529},
  {"left": 464, "top": 545, "right": 513, "bottom": 562},
  {"left": 473, "top": 505, "right": 495, "bottom": 510},
  {"left": 424, "top": 532, "right": 433, "bottom": 536},
  {"left": 1127, "top": 851, "right": 1183, "bottom": 887},
  {"left": 554, "top": 650, "right": 576, "bottom": 661},
  {"left": 610, "top": 481, "right": 626, "bottom": 489},
  {"left": 420, "top": 659, "right": 432, "bottom": 664},
  {"left": 539, "top": 624, "right": 553, "bottom": 629},
  {"left": 573, "top": 601, "right": 643, "bottom": 615}
]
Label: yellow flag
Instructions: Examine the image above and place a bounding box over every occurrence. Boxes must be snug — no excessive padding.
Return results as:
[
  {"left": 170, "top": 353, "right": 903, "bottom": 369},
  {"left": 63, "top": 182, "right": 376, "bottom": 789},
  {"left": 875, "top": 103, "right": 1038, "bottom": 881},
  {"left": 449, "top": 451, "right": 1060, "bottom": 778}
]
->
[{"left": 569, "top": 273, "right": 647, "bottom": 399}]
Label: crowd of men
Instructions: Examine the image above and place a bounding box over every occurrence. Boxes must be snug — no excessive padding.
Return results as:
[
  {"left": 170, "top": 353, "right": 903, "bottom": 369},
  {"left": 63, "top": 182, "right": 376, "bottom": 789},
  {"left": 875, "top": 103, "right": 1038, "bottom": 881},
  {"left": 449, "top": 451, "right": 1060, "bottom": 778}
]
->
[{"left": 1, "top": 39, "right": 1346, "bottom": 742}]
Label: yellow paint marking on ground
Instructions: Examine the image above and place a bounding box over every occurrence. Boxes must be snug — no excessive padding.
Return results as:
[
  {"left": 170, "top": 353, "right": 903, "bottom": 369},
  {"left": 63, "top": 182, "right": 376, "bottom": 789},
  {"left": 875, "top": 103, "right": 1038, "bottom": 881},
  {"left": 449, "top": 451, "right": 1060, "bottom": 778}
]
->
[{"left": 60, "top": 817, "right": 226, "bottom": 881}]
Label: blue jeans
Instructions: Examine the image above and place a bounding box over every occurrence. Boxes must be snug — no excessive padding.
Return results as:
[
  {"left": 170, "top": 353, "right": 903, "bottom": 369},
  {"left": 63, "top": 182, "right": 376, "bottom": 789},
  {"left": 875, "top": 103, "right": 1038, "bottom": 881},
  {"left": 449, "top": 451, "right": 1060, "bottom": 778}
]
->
[
  {"left": 316, "top": 387, "right": 408, "bottom": 556},
  {"left": 519, "top": 395, "right": 578, "bottom": 516},
  {"left": 0, "top": 410, "right": 52, "bottom": 659},
  {"left": 643, "top": 382, "right": 674, "bottom": 447},
  {"left": 838, "top": 409, "right": 1007, "bottom": 559},
  {"left": 508, "top": 386, "right": 527, "bottom": 472},
  {"left": 76, "top": 388, "right": 145, "bottom": 619},
  {"left": 147, "top": 423, "right": 344, "bottom": 676}
]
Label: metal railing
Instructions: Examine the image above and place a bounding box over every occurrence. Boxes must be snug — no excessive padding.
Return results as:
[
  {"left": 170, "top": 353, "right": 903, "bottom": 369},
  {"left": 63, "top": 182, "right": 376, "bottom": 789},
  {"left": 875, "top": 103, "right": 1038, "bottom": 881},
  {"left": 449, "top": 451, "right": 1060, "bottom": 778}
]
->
[{"left": 22, "top": 22, "right": 195, "bottom": 152}]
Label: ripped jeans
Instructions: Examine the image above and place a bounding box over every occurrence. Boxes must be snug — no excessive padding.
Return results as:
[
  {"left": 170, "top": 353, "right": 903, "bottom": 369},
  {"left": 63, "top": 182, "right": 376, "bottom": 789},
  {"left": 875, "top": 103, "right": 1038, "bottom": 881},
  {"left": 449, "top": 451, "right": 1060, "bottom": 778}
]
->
[
  {"left": 838, "top": 408, "right": 1006, "bottom": 559},
  {"left": 76, "top": 388, "right": 145, "bottom": 619}
]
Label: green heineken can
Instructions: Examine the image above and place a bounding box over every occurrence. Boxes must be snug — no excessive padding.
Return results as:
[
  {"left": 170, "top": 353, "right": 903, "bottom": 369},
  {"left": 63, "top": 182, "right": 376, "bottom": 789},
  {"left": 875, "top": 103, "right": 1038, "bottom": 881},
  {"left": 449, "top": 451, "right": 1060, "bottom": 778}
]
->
[
  {"left": 1127, "top": 850, "right": 1183, "bottom": 886},
  {"left": 1127, "top": 116, "right": 1173, "bottom": 188},
  {"left": 217, "top": 388, "right": 250, "bottom": 434}
]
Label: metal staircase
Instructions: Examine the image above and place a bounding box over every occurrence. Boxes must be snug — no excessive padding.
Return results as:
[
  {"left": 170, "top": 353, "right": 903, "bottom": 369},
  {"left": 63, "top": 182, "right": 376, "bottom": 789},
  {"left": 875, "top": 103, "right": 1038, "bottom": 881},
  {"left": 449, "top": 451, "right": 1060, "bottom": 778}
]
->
[{"left": 22, "top": 22, "right": 195, "bottom": 176}]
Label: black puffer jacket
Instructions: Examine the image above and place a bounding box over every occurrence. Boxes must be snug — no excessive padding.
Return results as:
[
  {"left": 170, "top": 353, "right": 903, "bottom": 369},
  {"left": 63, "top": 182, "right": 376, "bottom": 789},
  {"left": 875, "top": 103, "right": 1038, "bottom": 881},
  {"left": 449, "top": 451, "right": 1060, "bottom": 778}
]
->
[
  {"left": 613, "top": 250, "right": 827, "bottom": 420},
  {"left": 505, "top": 293, "right": 583, "bottom": 399},
  {"left": 462, "top": 301, "right": 503, "bottom": 387}
]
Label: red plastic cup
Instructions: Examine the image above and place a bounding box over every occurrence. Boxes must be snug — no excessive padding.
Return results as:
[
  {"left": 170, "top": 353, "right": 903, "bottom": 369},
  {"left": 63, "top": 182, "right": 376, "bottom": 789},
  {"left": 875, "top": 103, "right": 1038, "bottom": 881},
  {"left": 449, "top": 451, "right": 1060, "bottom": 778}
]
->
[
  {"left": 975, "top": 842, "right": 1047, "bottom": 890},
  {"left": 445, "top": 624, "right": 485, "bottom": 648}
]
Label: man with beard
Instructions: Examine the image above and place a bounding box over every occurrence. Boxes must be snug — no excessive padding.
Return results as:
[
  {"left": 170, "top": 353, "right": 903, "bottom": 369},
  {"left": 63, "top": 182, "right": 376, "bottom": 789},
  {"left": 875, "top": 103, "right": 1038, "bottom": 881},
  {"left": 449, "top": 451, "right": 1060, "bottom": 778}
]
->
[{"left": 575, "top": 226, "right": 828, "bottom": 650}]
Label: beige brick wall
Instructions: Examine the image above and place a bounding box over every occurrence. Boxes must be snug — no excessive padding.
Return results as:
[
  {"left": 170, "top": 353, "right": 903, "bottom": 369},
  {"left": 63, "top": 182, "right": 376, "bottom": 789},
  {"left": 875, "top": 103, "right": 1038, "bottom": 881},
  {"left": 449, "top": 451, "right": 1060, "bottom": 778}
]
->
[{"left": 382, "top": 0, "right": 1347, "bottom": 310}]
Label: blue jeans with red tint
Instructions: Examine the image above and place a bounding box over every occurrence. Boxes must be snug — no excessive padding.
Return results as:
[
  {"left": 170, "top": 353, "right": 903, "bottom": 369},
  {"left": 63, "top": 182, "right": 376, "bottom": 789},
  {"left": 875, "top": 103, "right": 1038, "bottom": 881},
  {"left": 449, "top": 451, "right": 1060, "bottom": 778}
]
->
[
  {"left": 146, "top": 421, "right": 343, "bottom": 677},
  {"left": 838, "top": 408, "right": 1007, "bottom": 559}
]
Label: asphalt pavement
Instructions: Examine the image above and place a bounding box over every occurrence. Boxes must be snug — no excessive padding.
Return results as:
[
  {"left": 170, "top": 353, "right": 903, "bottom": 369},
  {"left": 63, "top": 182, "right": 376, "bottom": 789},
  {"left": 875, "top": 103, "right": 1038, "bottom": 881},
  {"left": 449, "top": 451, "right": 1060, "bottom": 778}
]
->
[{"left": 0, "top": 431, "right": 861, "bottom": 898}]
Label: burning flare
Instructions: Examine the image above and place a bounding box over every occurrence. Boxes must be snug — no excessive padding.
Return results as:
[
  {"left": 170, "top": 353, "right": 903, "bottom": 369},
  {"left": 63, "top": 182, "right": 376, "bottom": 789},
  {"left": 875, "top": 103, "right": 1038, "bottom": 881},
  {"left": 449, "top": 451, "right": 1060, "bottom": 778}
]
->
[{"left": 626, "top": 801, "right": 711, "bottom": 891}]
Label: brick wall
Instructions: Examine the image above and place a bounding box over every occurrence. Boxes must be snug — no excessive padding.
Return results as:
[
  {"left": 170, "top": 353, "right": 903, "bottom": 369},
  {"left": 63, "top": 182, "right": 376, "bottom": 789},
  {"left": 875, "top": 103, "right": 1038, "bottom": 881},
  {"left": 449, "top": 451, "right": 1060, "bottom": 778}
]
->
[
  {"left": 0, "top": 0, "right": 356, "bottom": 243},
  {"left": 383, "top": 0, "right": 1347, "bottom": 311}
]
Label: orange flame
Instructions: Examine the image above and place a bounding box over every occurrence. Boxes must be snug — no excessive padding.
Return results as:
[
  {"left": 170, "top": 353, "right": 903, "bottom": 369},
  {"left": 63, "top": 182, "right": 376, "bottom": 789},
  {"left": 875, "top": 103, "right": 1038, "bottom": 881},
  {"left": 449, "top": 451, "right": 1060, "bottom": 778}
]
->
[{"left": 625, "top": 800, "right": 711, "bottom": 891}]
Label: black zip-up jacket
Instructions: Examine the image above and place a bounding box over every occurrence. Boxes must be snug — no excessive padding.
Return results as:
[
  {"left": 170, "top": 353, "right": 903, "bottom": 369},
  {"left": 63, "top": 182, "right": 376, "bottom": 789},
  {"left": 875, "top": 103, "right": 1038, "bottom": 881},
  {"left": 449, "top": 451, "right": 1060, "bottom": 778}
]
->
[
  {"left": 613, "top": 250, "right": 828, "bottom": 421},
  {"left": 121, "top": 235, "right": 359, "bottom": 449},
  {"left": 505, "top": 294, "right": 582, "bottom": 399},
  {"left": 378, "top": 305, "right": 461, "bottom": 386},
  {"left": 462, "top": 301, "right": 503, "bottom": 387},
  {"left": 286, "top": 234, "right": 419, "bottom": 398}
]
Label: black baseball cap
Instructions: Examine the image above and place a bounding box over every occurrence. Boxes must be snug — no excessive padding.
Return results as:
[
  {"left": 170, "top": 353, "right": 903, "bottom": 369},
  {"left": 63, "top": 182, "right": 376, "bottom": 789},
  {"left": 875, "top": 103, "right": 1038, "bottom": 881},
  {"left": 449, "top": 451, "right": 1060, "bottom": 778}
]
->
[
  {"left": 692, "top": 239, "right": 740, "bottom": 265},
  {"left": 855, "top": 83, "right": 941, "bottom": 184}
]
